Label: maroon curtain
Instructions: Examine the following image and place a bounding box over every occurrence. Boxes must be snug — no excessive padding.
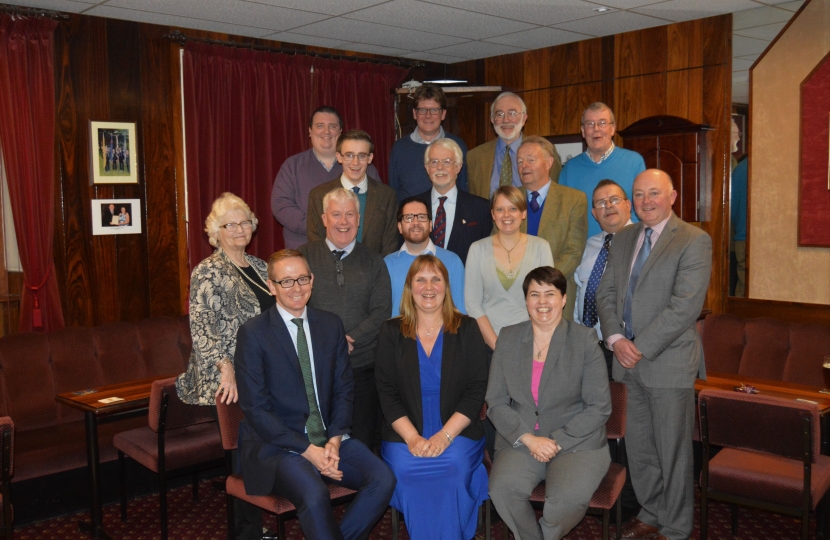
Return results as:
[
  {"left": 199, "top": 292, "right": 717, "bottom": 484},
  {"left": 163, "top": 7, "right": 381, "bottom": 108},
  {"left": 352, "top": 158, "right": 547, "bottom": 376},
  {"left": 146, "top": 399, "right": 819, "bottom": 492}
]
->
[
  {"left": 182, "top": 42, "right": 406, "bottom": 268},
  {"left": 0, "top": 16, "right": 64, "bottom": 332}
]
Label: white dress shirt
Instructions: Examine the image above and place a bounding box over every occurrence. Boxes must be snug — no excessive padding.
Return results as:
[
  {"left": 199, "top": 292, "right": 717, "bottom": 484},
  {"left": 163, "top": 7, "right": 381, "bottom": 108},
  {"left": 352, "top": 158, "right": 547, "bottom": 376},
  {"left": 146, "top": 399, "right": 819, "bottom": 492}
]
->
[{"left": 340, "top": 174, "right": 368, "bottom": 194}]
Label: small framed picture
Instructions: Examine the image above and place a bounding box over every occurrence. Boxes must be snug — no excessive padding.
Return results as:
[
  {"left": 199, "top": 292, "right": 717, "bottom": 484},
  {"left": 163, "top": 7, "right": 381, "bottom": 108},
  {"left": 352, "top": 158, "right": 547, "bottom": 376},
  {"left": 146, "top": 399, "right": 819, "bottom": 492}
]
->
[
  {"left": 89, "top": 120, "right": 138, "bottom": 185},
  {"left": 91, "top": 199, "right": 142, "bottom": 235},
  {"left": 546, "top": 134, "right": 585, "bottom": 165}
]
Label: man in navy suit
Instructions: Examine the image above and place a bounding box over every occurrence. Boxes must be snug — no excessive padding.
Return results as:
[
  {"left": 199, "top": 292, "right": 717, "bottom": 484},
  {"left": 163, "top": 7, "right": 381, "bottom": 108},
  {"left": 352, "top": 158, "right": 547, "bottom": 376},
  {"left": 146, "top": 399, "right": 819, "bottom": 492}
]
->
[
  {"left": 415, "top": 138, "right": 492, "bottom": 264},
  {"left": 235, "top": 249, "right": 395, "bottom": 540}
]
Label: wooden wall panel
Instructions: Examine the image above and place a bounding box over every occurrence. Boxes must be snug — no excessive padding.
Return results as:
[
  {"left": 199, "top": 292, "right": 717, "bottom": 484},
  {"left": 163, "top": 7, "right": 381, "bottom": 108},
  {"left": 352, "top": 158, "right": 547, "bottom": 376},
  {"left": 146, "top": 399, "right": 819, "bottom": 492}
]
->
[
  {"left": 667, "top": 19, "right": 704, "bottom": 70},
  {"left": 523, "top": 48, "right": 550, "bottom": 92},
  {"left": 615, "top": 26, "right": 667, "bottom": 78}
]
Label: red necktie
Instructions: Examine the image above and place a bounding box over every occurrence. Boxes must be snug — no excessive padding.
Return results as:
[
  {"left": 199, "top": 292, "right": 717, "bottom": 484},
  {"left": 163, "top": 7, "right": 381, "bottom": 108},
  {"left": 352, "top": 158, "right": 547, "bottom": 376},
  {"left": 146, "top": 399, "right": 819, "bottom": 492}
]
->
[{"left": 431, "top": 196, "right": 448, "bottom": 248}]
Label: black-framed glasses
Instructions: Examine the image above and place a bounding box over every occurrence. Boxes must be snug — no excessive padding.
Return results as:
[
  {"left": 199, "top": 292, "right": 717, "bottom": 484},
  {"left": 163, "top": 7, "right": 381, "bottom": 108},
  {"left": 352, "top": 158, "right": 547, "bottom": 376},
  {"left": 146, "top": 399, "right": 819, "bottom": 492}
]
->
[
  {"left": 593, "top": 196, "right": 625, "bottom": 209},
  {"left": 341, "top": 152, "right": 370, "bottom": 162},
  {"left": 582, "top": 120, "right": 614, "bottom": 130},
  {"left": 401, "top": 213, "right": 430, "bottom": 223},
  {"left": 335, "top": 260, "right": 344, "bottom": 287},
  {"left": 269, "top": 275, "right": 311, "bottom": 288},
  {"left": 415, "top": 107, "right": 443, "bottom": 116},
  {"left": 221, "top": 220, "right": 253, "bottom": 231}
]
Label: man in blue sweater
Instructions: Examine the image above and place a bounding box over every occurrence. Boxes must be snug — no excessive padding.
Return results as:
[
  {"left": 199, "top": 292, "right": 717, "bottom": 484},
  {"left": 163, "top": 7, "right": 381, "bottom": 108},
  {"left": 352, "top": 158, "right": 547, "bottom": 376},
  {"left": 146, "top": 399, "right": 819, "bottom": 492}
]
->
[
  {"left": 388, "top": 84, "right": 468, "bottom": 200},
  {"left": 559, "top": 102, "right": 646, "bottom": 238}
]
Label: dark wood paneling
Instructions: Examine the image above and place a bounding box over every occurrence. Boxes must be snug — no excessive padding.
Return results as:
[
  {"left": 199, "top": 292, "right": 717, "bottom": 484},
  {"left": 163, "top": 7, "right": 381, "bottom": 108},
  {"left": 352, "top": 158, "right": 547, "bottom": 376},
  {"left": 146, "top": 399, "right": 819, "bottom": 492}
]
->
[
  {"left": 726, "top": 297, "right": 830, "bottom": 326},
  {"left": 615, "top": 25, "right": 667, "bottom": 78}
]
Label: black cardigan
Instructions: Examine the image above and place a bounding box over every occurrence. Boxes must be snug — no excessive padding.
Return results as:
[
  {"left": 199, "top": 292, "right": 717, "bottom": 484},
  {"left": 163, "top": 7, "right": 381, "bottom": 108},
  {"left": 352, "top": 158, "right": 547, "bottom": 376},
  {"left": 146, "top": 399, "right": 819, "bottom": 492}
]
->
[{"left": 375, "top": 316, "right": 489, "bottom": 443}]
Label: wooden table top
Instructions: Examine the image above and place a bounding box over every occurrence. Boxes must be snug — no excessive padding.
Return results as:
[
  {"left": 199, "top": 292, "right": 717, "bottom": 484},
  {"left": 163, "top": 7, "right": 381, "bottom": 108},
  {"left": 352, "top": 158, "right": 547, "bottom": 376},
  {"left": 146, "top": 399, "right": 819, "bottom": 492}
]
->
[
  {"left": 55, "top": 374, "right": 178, "bottom": 415},
  {"left": 696, "top": 371, "right": 830, "bottom": 413}
]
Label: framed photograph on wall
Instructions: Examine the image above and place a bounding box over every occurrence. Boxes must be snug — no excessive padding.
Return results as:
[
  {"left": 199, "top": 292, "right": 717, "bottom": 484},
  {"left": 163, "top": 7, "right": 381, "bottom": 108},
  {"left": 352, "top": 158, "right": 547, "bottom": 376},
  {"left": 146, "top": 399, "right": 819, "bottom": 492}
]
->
[
  {"left": 91, "top": 199, "right": 142, "bottom": 235},
  {"left": 89, "top": 120, "right": 138, "bottom": 185},
  {"left": 545, "top": 134, "right": 585, "bottom": 165}
]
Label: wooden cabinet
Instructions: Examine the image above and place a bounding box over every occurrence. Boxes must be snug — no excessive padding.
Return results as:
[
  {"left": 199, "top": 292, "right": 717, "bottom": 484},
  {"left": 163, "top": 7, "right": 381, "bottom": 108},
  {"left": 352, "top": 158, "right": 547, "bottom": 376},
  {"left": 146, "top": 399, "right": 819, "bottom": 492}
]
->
[{"left": 618, "top": 115, "right": 714, "bottom": 222}]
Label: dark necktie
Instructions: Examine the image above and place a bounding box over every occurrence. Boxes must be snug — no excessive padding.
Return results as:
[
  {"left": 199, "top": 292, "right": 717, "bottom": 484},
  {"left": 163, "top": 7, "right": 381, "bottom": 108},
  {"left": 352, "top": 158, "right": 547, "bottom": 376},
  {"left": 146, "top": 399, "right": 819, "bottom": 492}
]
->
[
  {"left": 352, "top": 186, "right": 360, "bottom": 195},
  {"left": 432, "top": 196, "right": 448, "bottom": 248},
  {"left": 529, "top": 191, "right": 540, "bottom": 213},
  {"left": 623, "top": 227, "right": 653, "bottom": 340},
  {"left": 291, "top": 318, "right": 327, "bottom": 447},
  {"left": 582, "top": 234, "right": 613, "bottom": 328},
  {"left": 332, "top": 250, "right": 345, "bottom": 260},
  {"left": 499, "top": 146, "right": 512, "bottom": 186},
  {"left": 332, "top": 250, "right": 345, "bottom": 286}
]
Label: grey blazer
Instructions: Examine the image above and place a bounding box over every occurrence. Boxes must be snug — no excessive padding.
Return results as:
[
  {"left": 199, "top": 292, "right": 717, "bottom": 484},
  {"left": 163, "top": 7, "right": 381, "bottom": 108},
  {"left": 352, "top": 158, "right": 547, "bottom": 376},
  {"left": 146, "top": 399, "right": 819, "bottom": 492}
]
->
[
  {"left": 595, "top": 213, "right": 713, "bottom": 388},
  {"left": 486, "top": 319, "right": 611, "bottom": 454}
]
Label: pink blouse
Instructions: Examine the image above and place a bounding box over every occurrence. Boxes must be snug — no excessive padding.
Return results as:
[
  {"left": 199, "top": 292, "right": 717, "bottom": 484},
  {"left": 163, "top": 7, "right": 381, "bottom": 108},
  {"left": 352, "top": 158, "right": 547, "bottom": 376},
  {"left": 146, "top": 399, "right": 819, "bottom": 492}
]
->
[{"left": 531, "top": 360, "right": 545, "bottom": 430}]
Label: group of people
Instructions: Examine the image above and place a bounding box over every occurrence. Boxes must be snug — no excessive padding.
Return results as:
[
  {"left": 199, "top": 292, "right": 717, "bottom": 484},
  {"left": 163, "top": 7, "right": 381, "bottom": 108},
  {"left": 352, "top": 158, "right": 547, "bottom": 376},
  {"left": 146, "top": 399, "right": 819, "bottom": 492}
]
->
[
  {"left": 103, "top": 145, "right": 130, "bottom": 173},
  {"left": 175, "top": 85, "right": 713, "bottom": 540}
]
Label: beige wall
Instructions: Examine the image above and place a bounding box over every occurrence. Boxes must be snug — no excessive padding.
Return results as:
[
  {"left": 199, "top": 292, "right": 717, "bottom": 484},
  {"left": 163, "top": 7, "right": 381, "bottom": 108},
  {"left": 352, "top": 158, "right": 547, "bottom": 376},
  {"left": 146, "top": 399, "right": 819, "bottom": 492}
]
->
[{"left": 749, "top": 0, "right": 830, "bottom": 303}]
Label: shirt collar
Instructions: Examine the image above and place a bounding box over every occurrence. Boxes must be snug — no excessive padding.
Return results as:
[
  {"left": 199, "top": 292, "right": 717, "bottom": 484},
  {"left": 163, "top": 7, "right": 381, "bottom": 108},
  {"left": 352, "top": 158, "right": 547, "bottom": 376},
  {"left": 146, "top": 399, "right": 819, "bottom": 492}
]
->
[
  {"left": 340, "top": 174, "right": 368, "bottom": 194},
  {"left": 325, "top": 238, "right": 356, "bottom": 257},
  {"left": 586, "top": 142, "right": 615, "bottom": 164},
  {"left": 276, "top": 303, "right": 307, "bottom": 325},
  {"left": 495, "top": 134, "right": 523, "bottom": 156},
  {"left": 529, "top": 180, "right": 551, "bottom": 202},
  {"left": 431, "top": 185, "right": 458, "bottom": 204},
  {"left": 399, "top": 238, "right": 437, "bottom": 257},
  {"left": 311, "top": 149, "right": 335, "bottom": 172},
  {"left": 410, "top": 126, "right": 445, "bottom": 145}
]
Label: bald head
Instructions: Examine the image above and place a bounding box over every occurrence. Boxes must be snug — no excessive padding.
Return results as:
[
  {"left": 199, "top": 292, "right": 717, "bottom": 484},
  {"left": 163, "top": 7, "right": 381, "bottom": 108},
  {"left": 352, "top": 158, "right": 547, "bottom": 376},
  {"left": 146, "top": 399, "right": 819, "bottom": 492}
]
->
[{"left": 632, "top": 169, "right": 677, "bottom": 227}]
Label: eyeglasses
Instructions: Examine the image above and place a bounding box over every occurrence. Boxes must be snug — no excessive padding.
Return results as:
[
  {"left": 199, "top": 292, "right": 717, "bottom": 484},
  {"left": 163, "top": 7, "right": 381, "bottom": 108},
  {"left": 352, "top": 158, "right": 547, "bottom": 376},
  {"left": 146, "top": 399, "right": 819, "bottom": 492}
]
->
[
  {"left": 269, "top": 275, "right": 311, "bottom": 288},
  {"left": 582, "top": 120, "right": 614, "bottom": 130},
  {"left": 221, "top": 220, "right": 253, "bottom": 231},
  {"left": 593, "top": 196, "right": 625, "bottom": 209},
  {"left": 493, "top": 110, "right": 524, "bottom": 121},
  {"left": 401, "top": 213, "right": 430, "bottom": 223},
  {"left": 427, "top": 158, "right": 455, "bottom": 169},
  {"left": 415, "top": 107, "right": 442, "bottom": 116},
  {"left": 341, "top": 152, "right": 370, "bottom": 162}
]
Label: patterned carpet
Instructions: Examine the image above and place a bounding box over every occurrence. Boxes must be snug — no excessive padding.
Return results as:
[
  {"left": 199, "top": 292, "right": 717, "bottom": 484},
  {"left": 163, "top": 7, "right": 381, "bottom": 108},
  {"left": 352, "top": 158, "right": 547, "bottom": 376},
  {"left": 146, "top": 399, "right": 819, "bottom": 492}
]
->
[{"left": 14, "top": 478, "right": 816, "bottom": 540}]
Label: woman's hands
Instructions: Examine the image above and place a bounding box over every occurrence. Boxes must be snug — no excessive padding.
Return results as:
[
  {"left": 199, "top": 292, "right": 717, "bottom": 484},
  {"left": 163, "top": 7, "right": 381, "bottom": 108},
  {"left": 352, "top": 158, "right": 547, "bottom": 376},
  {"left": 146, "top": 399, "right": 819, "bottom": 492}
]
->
[
  {"left": 215, "top": 360, "right": 238, "bottom": 404},
  {"left": 406, "top": 433, "right": 450, "bottom": 458},
  {"left": 520, "top": 434, "right": 561, "bottom": 463}
]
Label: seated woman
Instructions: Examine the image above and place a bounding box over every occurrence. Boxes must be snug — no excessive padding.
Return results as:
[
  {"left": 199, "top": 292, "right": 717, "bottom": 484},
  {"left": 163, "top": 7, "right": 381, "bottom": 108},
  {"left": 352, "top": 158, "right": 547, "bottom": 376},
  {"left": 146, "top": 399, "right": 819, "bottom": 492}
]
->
[
  {"left": 376, "top": 254, "right": 489, "bottom": 540},
  {"left": 487, "top": 266, "right": 611, "bottom": 540},
  {"left": 465, "top": 185, "right": 553, "bottom": 350}
]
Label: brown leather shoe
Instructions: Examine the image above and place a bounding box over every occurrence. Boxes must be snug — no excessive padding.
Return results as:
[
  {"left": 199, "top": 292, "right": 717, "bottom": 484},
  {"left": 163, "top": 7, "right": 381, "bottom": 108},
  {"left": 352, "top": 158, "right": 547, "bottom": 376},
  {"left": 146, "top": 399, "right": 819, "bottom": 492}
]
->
[{"left": 620, "top": 518, "right": 659, "bottom": 539}]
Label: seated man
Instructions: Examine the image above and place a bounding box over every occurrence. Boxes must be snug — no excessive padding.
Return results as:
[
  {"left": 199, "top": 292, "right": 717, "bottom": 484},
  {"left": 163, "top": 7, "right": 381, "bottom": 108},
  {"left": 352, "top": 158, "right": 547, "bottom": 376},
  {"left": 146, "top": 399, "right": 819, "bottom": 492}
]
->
[{"left": 235, "top": 249, "right": 395, "bottom": 540}]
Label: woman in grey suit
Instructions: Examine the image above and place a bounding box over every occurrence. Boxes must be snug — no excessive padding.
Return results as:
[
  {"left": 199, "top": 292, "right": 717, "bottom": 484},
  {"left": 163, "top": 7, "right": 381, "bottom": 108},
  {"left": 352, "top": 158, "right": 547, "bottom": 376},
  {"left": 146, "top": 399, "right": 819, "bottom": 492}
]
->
[{"left": 487, "top": 266, "right": 611, "bottom": 540}]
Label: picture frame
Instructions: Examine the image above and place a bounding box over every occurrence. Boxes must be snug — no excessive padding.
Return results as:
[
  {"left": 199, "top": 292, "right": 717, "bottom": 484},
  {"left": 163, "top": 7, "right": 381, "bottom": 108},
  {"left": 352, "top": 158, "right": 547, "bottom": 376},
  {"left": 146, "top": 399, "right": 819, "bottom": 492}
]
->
[
  {"left": 91, "top": 199, "right": 142, "bottom": 236},
  {"left": 545, "top": 134, "right": 585, "bottom": 165},
  {"left": 89, "top": 120, "right": 138, "bottom": 185}
]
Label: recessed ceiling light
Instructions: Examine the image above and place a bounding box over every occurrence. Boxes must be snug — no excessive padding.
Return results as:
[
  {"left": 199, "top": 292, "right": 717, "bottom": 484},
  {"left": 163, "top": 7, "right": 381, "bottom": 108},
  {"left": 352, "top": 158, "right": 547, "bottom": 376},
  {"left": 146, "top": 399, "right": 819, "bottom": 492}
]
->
[
  {"left": 424, "top": 79, "right": 468, "bottom": 85},
  {"left": 593, "top": 7, "right": 611, "bottom": 13}
]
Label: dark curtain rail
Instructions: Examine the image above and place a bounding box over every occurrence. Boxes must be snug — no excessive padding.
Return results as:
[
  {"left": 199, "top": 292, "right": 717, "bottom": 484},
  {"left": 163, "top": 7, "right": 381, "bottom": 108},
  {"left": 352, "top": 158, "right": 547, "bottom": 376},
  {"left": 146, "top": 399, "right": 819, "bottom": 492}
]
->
[
  {"left": 0, "top": 3, "right": 68, "bottom": 19},
  {"left": 163, "top": 29, "right": 424, "bottom": 69}
]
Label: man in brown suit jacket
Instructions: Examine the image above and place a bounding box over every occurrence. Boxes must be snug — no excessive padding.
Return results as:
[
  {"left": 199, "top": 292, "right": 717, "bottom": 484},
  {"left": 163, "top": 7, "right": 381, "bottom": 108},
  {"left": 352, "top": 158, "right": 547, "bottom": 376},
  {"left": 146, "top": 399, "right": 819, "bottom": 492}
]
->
[
  {"left": 307, "top": 130, "right": 398, "bottom": 256},
  {"left": 466, "top": 92, "right": 562, "bottom": 199},
  {"left": 517, "top": 136, "right": 587, "bottom": 321}
]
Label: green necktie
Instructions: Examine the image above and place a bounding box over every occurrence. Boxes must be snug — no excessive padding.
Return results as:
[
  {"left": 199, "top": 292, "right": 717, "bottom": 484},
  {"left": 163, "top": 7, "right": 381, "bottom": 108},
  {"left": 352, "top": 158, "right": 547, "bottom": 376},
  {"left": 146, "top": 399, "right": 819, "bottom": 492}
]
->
[
  {"left": 499, "top": 146, "right": 513, "bottom": 186},
  {"left": 291, "top": 318, "right": 327, "bottom": 447}
]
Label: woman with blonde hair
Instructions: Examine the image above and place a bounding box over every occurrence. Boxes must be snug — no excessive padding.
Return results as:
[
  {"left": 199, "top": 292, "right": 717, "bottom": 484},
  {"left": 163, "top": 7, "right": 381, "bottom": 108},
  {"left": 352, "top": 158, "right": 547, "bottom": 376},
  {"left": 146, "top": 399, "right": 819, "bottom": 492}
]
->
[{"left": 375, "top": 254, "right": 489, "bottom": 539}]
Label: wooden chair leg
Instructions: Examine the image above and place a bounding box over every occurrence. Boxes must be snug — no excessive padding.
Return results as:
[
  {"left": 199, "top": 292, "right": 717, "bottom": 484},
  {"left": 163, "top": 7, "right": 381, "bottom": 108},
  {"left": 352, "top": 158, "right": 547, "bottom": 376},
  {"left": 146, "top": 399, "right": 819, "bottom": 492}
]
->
[
  {"left": 602, "top": 508, "right": 610, "bottom": 540},
  {"left": 391, "top": 508, "right": 400, "bottom": 540},
  {"left": 700, "top": 489, "right": 708, "bottom": 540},
  {"left": 278, "top": 516, "right": 287, "bottom": 540},
  {"left": 192, "top": 472, "right": 199, "bottom": 501},
  {"left": 159, "top": 470, "right": 168, "bottom": 540},
  {"left": 615, "top": 497, "right": 622, "bottom": 540},
  {"left": 730, "top": 503, "right": 738, "bottom": 536},
  {"left": 485, "top": 499, "right": 492, "bottom": 540},
  {"left": 225, "top": 493, "right": 235, "bottom": 540},
  {"left": 118, "top": 450, "right": 128, "bottom": 522}
]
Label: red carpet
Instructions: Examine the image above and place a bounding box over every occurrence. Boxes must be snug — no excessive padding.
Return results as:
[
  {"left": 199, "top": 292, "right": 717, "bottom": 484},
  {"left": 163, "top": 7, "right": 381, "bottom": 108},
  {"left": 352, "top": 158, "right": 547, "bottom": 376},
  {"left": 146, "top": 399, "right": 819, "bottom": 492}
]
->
[{"left": 14, "top": 478, "right": 815, "bottom": 539}]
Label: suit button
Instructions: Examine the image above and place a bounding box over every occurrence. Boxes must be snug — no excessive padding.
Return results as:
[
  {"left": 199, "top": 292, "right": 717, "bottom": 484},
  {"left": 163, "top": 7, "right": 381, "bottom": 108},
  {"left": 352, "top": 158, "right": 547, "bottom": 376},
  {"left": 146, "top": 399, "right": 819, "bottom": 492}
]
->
[{"left": 303, "top": 413, "right": 309, "bottom": 419}]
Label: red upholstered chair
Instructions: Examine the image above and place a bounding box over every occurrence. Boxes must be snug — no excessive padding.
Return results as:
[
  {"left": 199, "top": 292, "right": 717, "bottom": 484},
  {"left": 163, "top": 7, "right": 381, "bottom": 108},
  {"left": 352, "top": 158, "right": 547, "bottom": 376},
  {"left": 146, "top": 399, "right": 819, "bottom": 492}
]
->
[
  {"left": 0, "top": 417, "right": 13, "bottom": 540},
  {"left": 113, "top": 376, "right": 224, "bottom": 540},
  {"left": 504, "top": 381, "right": 628, "bottom": 540},
  {"left": 214, "top": 399, "right": 356, "bottom": 540},
  {"left": 699, "top": 389, "right": 830, "bottom": 540}
]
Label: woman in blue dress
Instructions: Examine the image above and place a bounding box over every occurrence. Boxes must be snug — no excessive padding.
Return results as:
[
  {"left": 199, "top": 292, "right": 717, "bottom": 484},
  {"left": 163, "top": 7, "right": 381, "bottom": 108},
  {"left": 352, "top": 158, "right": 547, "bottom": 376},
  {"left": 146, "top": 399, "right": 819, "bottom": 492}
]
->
[{"left": 375, "top": 254, "right": 490, "bottom": 540}]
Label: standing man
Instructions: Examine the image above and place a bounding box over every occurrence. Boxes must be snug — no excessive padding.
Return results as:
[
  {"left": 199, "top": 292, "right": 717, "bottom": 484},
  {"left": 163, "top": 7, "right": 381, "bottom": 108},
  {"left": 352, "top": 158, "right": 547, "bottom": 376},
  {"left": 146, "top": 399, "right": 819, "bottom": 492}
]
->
[
  {"left": 596, "top": 169, "right": 712, "bottom": 540},
  {"left": 384, "top": 196, "right": 465, "bottom": 317},
  {"left": 415, "top": 138, "right": 491, "bottom": 265},
  {"left": 559, "top": 102, "right": 646, "bottom": 238},
  {"left": 467, "top": 92, "right": 562, "bottom": 199},
  {"left": 272, "top": 107, "right": 381, "bottom": 249},
  {"left": 389, "top": 84, "right": 468, "bottom": 200},
  {"left": 235, "top": 249, "right": 395, "bottom": 540},
  {"left": 300, "top": 188, "right": 392, "bottom": 450},
  {"left": 517, "top": 136, "right": 587, "bottom": 321},
  {"left": 307, "top": 130, "right": 398, "bottom": 256},
  {"left": 103, "top": 203, "right": 116, "bottom": 227}
]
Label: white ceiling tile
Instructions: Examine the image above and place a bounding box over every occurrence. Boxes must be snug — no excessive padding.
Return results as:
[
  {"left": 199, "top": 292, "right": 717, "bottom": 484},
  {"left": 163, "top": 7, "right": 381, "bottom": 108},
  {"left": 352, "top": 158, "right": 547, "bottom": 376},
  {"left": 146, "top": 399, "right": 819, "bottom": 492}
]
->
[
  {"left": 290, "top": 18, "right": 469, "bottom": 50},
  {"left": 426, "top": 40, "right": 526, "bottom": 60},
  {"left": 732, "top": 81, "right": 749, "bottom": 103},
  {"left": 775, "top": 0, "right": 805, "bottom": 11},
  {"left": 85, "top": 5, "right": 278, "bottom": 36},
  {"left": 732, "top": 57, "right": 755, "bottom": 71},
  {"left": 754, "top": 0, "right": 803, "bottom": 5},
  {"left": 732, "top": 34, "right": 769, "bottom": 56},
  {"left": 583, "top": 0, "right": 666, "bottom": 8},
  {"left": 735, "top": 53, "right": 760, "bottom": 62},
  {"left": 732, "top": 70, "right": 749, "bottom": 83},
  {"left": 733, "top": 5, "right": 794, "bottom": 30},
  {"left": 340, "top": 43, "right": 411, "bottom": 56},
  {"left": 345, "top": 0, "right": 537, "bottom": 40},
  {"left": 105, "top": 0, "right": 328, "bottom": 31},
  {"left": 484, "top": 27, "right": 591, "bottom": 49},
  {"left": 248, "top": 0, "right": 390, "bottom": 16},
  {"left": 633, "top": 0, "right": 759, "bottom": 22},
  {"left": 421, "top": 0, "right": 601, "bottom": 26},
  {"left": 734, "top": 21, "right": 785, "bottom": 40},
  {"left": 402, "top": 51, "right": 468, "bottom": 64},
  {"left": 552, "top": 9, "right": 666, "bottom": 36},
  {"left": 4, "top": 0, "right": 97, "bottom": 12},
  {"left": 263, "top": 32, "right": 352, "bottom": 49}
]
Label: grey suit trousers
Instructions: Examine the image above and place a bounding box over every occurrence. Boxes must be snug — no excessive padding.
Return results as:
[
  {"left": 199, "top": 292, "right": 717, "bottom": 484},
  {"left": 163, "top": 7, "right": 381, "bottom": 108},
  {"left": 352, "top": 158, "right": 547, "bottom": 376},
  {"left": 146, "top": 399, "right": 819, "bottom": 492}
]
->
[
  {"left": 489, "top": 445, "right": 610, "bottom": 540},
  {"left": 623, "top": 368, "right": 695, "bottom": 540}
]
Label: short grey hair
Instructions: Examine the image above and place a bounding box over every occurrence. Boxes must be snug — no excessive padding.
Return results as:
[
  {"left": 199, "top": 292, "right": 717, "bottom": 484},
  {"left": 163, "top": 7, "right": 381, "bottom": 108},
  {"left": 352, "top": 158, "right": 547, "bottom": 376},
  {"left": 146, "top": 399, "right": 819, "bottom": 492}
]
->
[
  {"left": 322, "top": 187, "right": 360, "bottom": 215},
  {"left": 204, "top": 192, "right": 258, "bottom": 248},
  {"left": 581, "top": 102, "right": 616, "bottom": 125},
  {"left": 424, "top": 138, "right": 463, "bottom": 165},
  {"left": 490, "top": 92, "right": 527, "bottom": 118}
]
